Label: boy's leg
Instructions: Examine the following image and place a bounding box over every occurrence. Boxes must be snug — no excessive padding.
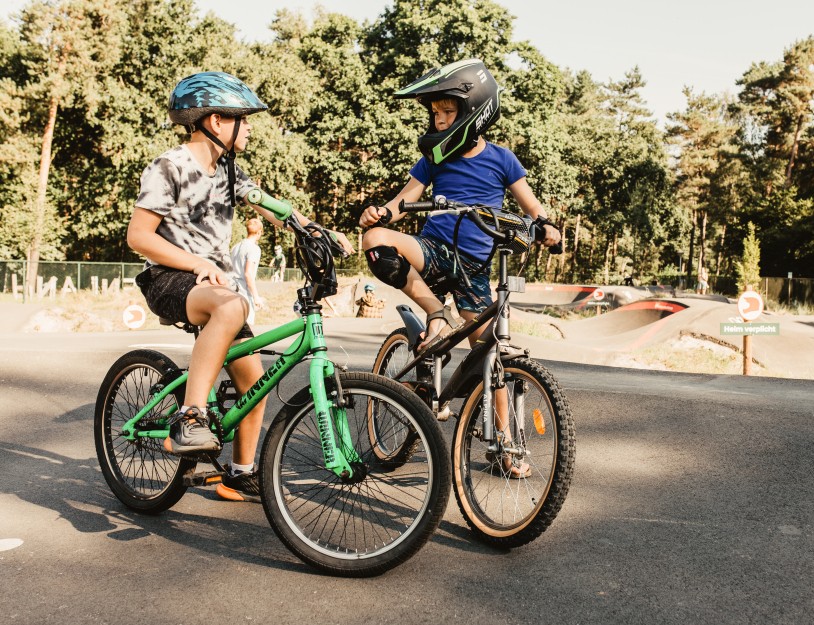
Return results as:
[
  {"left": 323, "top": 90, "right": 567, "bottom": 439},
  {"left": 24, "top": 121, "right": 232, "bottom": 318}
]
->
[
  {"left": 143, "top": 271, "right": 249, "bottom": 455},
  {"left": 362, "top": 228, "right": 455, "bottom": 348},
  {"left": 184, "top": 283, "right": 249, "bottom": 408},
  {"left": 215, "top": 351, "right": 266, "bottom": 503},
  {"left": 224, "top": 352, "right": 266, "bottom": 466}
]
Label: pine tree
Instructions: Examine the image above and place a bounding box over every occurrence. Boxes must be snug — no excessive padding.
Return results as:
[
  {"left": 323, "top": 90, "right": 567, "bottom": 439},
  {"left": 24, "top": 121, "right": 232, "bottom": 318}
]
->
[{"left": 735, "top": 222, "right": 761, "bottom": 292}]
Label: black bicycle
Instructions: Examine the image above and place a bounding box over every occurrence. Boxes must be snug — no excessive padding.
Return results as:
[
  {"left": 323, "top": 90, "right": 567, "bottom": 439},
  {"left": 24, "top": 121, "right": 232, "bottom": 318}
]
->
[{"left": 369, "top": 196, "right": 575, "bottom": 548}]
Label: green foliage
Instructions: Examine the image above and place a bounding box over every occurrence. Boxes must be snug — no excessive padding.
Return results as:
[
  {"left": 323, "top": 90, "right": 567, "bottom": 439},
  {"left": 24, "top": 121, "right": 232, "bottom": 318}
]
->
[
  {"left": 0, "top": 0, "right": 811, "bottom": 284},
  {"left": 735, "top": 222, "right": 761, "bottom": 291}
]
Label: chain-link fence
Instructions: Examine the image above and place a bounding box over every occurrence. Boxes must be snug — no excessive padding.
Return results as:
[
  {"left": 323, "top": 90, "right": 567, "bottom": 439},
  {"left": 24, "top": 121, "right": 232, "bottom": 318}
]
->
[
  {"left": 0, "top": 260, "right": 363, "bottom": 300},
  {"left": 3, "top": 260, "right": 811, "bottom": 306}
]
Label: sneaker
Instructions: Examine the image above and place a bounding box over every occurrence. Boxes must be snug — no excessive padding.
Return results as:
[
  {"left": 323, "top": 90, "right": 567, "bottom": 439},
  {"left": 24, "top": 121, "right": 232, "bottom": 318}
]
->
[
  {"left": 163, "top": 407, "right": 221, "bottom": 455},
  {"left": 216, "top": 465, "right": 261, "bottom": 503}
]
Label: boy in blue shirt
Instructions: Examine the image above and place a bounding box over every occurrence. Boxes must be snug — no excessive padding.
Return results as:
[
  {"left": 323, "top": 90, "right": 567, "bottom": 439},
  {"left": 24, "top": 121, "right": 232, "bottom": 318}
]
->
[
  {"left": 360, "top": 58, "right": 560, "bottom": 352},
  {"left": 359, "top": 59, "right": 561, "bottom": 478}
]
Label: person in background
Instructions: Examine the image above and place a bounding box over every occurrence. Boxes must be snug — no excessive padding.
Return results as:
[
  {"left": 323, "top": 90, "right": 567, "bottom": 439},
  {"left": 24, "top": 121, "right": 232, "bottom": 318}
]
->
[
  {"left": 356, "top": 283, "right": 385, "bottom": 318},
  {"left": 270, "top": 244, "right": 286, "bottom": 282},
  {"left": 230, "top": 217, "right": 266, "bottom": 324},
  {"left": 697, "top": 265, "right": 709, "bottom": 294}
]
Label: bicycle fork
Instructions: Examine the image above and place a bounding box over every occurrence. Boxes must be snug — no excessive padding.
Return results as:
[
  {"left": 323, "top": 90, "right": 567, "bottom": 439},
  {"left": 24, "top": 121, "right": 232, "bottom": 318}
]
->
[{"left": 306, "top": 314, "right": 362, "bottom": 481}]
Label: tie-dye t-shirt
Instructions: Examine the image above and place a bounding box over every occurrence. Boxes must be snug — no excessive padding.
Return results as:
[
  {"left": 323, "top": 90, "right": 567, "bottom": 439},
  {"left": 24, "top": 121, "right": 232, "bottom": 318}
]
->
[{"left": 136, "top": 145, "right": 257, "bottom": 272}]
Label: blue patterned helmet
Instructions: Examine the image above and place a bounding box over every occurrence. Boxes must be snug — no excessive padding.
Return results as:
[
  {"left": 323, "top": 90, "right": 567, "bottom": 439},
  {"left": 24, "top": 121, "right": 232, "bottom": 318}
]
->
[
  {"left": 395, "top": 59, "right": 501, "bottom": 164},
  {"left": 168, "top": 71, "right": 268, "bottom": 127}
]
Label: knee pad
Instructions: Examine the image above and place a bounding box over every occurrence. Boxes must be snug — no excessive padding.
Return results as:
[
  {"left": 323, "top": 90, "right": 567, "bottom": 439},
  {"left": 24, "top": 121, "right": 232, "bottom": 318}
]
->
[{"left": 366, "top": 245, "right": 410, "bottom": 289}]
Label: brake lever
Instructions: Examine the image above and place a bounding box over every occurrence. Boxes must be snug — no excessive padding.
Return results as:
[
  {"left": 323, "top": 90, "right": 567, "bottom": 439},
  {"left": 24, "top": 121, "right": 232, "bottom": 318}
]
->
[{"left": 374, "top": 207, "right": 392, "bottom": 227}]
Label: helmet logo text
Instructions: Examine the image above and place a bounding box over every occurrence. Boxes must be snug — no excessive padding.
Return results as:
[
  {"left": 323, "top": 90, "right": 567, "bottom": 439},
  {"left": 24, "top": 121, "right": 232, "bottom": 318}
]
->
[{"left": 475, "top": 98, "right": 495, "bottom": 132}]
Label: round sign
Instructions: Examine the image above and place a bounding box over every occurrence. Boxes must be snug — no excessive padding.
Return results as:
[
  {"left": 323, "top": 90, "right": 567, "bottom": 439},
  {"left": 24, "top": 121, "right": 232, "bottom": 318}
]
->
[
  {"left": 123, "top": 304, "right": 146, "bottom": 329},
  {"left": 737, "top": 290, "right": 764, "bottom": 321},
  {"left": 593, "top": 289, "right": 605, "bottom": 300}
]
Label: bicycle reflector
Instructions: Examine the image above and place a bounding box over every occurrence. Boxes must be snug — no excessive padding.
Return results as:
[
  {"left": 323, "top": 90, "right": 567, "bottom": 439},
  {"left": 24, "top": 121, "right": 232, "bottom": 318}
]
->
[
  {"left": 533, "top": 408, "right": 546, "bottom": 435},
  {"left": 473, "top": 207, "right": 533, "bottom": 254}
]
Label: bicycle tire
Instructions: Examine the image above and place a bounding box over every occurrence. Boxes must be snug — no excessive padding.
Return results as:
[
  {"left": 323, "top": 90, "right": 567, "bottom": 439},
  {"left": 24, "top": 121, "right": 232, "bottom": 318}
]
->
[
  {"left": 94, "top": 349, "right": 194, "bottom": 513},
  {"left": 452, "top": 357, "right": 575, "bottom": 548},
  {"left": 368, "top": 328, "right": 421, "bottom": 463},
  {"left": 260, "top": 372, "right": 450, "bottom": 577}
]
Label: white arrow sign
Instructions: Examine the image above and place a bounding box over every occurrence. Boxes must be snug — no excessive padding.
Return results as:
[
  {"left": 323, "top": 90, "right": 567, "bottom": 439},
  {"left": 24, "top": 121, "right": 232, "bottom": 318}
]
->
[
  {"left": 123, "top": 304, "right": 146, "bottom": 329},
  {"left": 737, "top": 290, "right": 764, "bottom": 322}
]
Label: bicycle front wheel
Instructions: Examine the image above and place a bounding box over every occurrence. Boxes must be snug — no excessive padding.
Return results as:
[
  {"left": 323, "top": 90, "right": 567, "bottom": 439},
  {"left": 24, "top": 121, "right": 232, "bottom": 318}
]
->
[
  {"left": 260, "top": 372, "right": 450, "bottom": 577},
  {"left": 94, "top": 349, "right": 194, "bottom": 513},
  {"left": 452, "top": 357, "right": 575, "bottom": 548}
]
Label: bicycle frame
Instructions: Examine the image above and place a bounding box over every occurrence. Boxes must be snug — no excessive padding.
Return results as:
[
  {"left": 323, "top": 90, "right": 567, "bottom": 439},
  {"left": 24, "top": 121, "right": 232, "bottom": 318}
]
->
[
  {"left": 119, "top": 298, "right": 361, "bottom": 479},
  {"left": 389, "top": 248, "right": 527, "bottom": 444}
]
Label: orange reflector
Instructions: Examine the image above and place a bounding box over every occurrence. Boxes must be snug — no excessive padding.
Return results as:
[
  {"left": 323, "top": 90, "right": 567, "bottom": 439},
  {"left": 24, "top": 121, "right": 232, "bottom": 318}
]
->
[
  {"left": 203, "top": 476, "right": 223, "bottom": 485},
  {"left": 533, "top": 409, "right": 546, "bottom": 435}
]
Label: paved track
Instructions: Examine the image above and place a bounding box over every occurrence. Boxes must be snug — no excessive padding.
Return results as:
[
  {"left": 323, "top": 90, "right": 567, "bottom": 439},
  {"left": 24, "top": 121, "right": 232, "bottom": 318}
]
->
[{"left": 0, "top": 325, "right": 812, "bottom": 625}]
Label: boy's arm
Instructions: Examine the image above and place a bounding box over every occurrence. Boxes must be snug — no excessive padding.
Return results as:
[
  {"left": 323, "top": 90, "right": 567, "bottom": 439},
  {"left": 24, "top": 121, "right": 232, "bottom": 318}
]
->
[
  {"left": 359, "top": 176, "right": 426, "bottom": 228},
  {"left": 508, "top": 177, "right": 561, "bottom": 248},
  {"left": 127, "top": 207, "right": 231, "bottom": 285},
  {"left": 248, "top": 197, "right": 355, "bottom": 255}
]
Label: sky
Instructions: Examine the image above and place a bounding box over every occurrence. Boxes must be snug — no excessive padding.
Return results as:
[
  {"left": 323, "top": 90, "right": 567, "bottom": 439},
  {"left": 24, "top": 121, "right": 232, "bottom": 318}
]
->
[{"left": 3, "top": 0, "right": 814, "bottom": 126}]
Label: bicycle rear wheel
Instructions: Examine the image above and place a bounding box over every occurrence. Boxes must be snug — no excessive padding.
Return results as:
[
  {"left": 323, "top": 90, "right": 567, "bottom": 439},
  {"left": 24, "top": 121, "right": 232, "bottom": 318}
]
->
[
  {"left": 369, "top": 328, "right": 421, "bottom": 462},
  {"left": 94, "top": 349, "right": 194, "bottom": 513},
  {"left": 260, "top": 372, "right": 450, "bottom": 577},
  {"left": 452, "top": 357, "right": 575, "bottom": 548}
]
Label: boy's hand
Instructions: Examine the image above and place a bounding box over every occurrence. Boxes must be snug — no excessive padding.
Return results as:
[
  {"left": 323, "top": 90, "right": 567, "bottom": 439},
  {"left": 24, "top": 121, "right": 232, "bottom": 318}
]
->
[
  {"left": 327, "top": 230, "right": 355, "bottom": 256},
  {"left": 532, "top": 216, "right": 562, "bottom": 248},
  {"left": 192, "top": 260, "right": 229, "bottom": 285},
  {"left": 359, "top": 206, "right": 391, "bottom": 228}
]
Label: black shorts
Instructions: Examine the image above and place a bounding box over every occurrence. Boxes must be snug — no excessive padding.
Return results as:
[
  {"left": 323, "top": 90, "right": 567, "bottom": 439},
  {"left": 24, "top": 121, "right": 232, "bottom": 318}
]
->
[{"left": 136, "top": 265, "right": 253, "bottom": 340}]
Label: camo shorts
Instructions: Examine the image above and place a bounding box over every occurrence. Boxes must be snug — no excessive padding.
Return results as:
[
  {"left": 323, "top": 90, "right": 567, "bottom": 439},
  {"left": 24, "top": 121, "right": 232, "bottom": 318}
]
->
[{"left": 414, "top": 236, "right": 493, "bottom": 313}]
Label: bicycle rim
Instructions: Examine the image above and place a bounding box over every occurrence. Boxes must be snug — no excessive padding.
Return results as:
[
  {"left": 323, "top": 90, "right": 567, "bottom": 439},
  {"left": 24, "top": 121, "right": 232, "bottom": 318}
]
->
[
  {"left": 261, "top": 372, "right": 449, "bottom": 577},
  {"left": 452, "top": 358, "right": 575, "bottom": 548},
  {"left": 95, "top": 350, "right": 193, "bottom": 512}
]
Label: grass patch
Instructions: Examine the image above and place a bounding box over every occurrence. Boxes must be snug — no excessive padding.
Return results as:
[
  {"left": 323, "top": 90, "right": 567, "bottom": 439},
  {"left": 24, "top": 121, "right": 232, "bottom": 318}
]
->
[{"left": 510, "top": 318, "right": 563, "bottom": 340}]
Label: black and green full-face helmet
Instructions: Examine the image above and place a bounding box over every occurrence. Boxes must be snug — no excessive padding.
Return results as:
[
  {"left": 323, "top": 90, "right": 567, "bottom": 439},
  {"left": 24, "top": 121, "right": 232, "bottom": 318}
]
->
[
  {"left": 168, "top": 71, "right": 268, "bottom": 129},
  {"left": 395, "top": 58, "right": 501, "bottom": 164}
]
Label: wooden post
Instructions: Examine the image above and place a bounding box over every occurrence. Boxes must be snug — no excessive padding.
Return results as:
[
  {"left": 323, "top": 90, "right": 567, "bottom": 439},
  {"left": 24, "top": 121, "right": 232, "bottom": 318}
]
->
[{"left": 743, "top": 335, "right": 752, "bottom": 376}]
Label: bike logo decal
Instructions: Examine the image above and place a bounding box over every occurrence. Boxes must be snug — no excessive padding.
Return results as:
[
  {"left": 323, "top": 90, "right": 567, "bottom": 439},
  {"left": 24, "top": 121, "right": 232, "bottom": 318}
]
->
[
  {"left": 235, "top": 355, "right": 286, "bottom": 411},
  {"left": 316, "top": 410, "right": 335, "bottom": 464}
]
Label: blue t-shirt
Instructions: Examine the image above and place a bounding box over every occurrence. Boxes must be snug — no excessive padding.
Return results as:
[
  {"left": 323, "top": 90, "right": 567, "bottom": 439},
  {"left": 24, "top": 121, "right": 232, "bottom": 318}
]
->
[{"left": 409, "top": 142, "right": 527, "bottom": 260}]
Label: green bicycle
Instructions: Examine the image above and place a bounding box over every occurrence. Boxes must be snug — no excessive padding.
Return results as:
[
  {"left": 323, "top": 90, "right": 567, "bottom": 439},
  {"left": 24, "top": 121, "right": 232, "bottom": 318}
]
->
[{"left": 94, "top": 190, "right": 450, "bottom": 577}]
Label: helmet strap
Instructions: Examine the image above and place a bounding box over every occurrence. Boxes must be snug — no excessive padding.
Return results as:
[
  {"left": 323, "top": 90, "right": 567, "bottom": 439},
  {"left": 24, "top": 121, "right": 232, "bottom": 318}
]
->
[{"left": 197, "top": 115, "right": 242, "bottom": 207}]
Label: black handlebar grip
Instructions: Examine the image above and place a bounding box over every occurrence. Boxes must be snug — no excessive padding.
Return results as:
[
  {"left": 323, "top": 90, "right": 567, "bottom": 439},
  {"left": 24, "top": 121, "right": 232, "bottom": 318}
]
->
[
  {"left": 548, "top": 243, "right": 563, "bottom": 255},
  {"left": 399, "top": 199, "right": 435, "bottom": 213}
]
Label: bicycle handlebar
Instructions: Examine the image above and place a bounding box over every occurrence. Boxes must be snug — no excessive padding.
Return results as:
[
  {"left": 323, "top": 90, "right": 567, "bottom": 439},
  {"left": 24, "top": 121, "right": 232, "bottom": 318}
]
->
[
  {"left": 397, "top": 196, "right": 563, "bottom": 254},
  {"left": 246, "top": 188, "right": 293, "bottom": 221}
]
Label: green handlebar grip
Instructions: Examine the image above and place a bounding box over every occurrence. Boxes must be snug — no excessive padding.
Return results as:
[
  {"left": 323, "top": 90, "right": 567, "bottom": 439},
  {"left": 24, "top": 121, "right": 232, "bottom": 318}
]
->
[{"left": 246, "top": 188, "right": 293, "bottom": 221}]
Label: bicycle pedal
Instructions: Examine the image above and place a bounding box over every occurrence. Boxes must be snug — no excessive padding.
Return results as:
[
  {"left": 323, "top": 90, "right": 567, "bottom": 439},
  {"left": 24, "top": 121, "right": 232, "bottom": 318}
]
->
[{"left": 182, "top": 470, "right": 225, "bottom": 487}]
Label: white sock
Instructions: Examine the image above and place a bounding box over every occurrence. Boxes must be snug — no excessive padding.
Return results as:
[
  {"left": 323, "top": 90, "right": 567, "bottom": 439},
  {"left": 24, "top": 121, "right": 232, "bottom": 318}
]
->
[{"left": 230, "top": 462, "right": 254, "bottom": 475}]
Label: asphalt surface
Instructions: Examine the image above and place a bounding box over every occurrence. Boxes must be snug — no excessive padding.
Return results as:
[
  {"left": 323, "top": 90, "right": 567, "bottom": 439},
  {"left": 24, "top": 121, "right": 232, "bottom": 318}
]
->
[{"left": 0, "top": 324, "right": 812, "bottom": 625}]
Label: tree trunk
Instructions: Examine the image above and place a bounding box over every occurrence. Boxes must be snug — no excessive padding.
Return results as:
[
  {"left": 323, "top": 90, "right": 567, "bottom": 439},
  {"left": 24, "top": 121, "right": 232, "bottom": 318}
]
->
[
  {"left": 686, "top": 209, "right": 697, "bottom": 286},
  {"left": 26, "top": 93, "right": 60, "bottom": 295},
  {"left": 716, "top": 222, "right": 727, "bottom": 276},
  {"left": 571, "top": 213, "right": 581, "bottom": 282},
  {"left": 785, "top": 113, "right": 805, "bottom": 186},
  {"left": 697, "top": 210, "right": 708, "bottom": 276}
]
